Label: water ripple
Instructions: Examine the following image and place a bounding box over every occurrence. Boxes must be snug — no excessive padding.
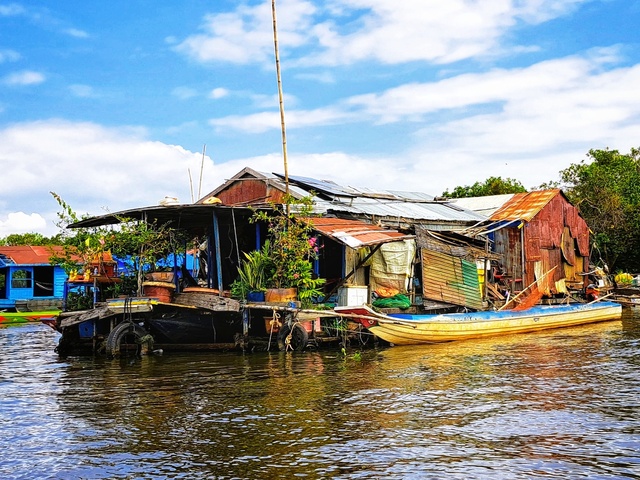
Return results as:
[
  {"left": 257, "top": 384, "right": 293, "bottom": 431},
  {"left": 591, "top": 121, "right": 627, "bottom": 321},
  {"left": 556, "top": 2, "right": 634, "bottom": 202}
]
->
[{"left": 1, "top": 316, "right": 639, "bottom": 479}]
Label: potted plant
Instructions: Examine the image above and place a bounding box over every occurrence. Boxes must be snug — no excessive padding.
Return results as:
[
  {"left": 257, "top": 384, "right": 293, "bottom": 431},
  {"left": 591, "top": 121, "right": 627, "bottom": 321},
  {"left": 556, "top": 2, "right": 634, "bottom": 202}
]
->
[
  {"left": 254, "top": 195, "right": 326, "bottom": 308},
  {"left": 230, "top": 242, "right": 271, "bottom": 301}
]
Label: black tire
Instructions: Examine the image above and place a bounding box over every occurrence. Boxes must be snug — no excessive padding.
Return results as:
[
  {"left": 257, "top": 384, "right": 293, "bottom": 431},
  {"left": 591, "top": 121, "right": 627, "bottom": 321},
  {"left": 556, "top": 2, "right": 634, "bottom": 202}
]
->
[
  {"left": 277, "top": 322, "right": 309, "bottom": 351},
  {"left": 105, "top": 321, "right": 151, "bottom": 358}
]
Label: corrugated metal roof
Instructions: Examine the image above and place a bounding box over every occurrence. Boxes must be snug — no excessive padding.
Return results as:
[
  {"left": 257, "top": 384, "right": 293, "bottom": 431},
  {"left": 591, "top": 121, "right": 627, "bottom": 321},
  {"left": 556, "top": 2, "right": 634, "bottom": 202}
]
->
[
  {"left": 272, "top": 172, "right": 485, "bottom": 223},
  {"left": 324, "top": 198, "right": 484, "bottom": 223},
  {"left": 285, "top": 174, "right": 359, "bottom": 197},
  {"left": 0, "top": 246, "right": 66, "bottom": 266},
  {"left": 490, "top": 190, "right": 562, "bottom": 222},
  {"left": 304, "top": 217, "right": 414, "bottom": 248},
  {"left": 193, "top": 168, "right": 486, "bottom": 224}
]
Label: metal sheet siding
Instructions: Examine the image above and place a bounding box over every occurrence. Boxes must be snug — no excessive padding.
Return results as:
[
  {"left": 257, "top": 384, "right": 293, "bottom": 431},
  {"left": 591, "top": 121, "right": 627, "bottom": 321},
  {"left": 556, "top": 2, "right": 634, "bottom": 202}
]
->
[
  {"left": 421, "top": 249, "right": 484, "bottom": 310},
  {"left": 0, "top": 246, "right": 68, "bottom": 265},
  {"left": 215, "top": 179, "right": 270, "bottom": 206}
]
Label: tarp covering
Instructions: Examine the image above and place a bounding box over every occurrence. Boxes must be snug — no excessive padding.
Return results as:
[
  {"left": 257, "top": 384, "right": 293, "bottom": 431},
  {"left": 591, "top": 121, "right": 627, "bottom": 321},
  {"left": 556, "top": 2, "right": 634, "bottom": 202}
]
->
[{"left": 369, "top": 240, "right": 416, "bottom": 294}]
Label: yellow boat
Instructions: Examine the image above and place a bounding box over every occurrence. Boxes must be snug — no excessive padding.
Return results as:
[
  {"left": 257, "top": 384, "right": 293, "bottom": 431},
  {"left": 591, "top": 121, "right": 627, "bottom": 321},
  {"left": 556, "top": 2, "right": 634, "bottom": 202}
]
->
[
  {"left": 0, "top": 310, "right": 61, "bottom": 325},
  {"left": 335, "top": 301, "right": 623, "bottom": 345}
]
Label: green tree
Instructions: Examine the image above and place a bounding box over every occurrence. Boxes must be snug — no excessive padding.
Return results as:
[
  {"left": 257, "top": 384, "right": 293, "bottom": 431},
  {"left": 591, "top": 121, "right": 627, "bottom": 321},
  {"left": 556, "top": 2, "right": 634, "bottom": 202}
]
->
[
  {"left": 49, "top": 192, "right": 187, "bottom": 295},
  {"left": 0, "top": 232, "right": 63, "bottom": 246},
  {"left": 442, "top": 176, "right": 527, "bottom": 198},
  {"left": 560, "top": 148, "right": 640, "bottom": 272}
]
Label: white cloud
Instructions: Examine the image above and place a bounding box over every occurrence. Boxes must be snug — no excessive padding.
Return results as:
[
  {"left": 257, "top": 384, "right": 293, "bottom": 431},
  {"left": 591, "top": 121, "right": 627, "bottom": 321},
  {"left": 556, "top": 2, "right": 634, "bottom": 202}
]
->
[
  {"left": 0, "top": 120, "right": 221, "bottom": 236},
  {"left": 209, "top": 105, "right": 351, "bottom": 133},
  {"left": 204, "top": 47, "right": 640, "bottom": 193},
  {"left": 64, "top": 28, "right": 89, "bottom": 38},
  {"left": 209, "top": 87, "right": 229, "bottom": 99},
  {"left": 0, "top": 4, "right": 26, "bottom": 16},
  {"left": 3, "top": 70, "right": 46, "bottom": 86},
  {"left": 307, "top": 0, "right": 588, "bottom": 65},
  {"left": 0, "top": 212, "right": 47, "bottom": 237},
  {"left": 174, "top": 0, "right": 591, "bottom": 67},
  {"left": 175, "top": 0, "right": 317, "bottom": 65},
  {"left": 172, "top": 86, "right": 198, "bottom": 100},
  {"left": 69, "top": 84, "right": 96, "bottom": 98},
  {"left": 209, "top": 49, "right": 640, "bottom": 156}
]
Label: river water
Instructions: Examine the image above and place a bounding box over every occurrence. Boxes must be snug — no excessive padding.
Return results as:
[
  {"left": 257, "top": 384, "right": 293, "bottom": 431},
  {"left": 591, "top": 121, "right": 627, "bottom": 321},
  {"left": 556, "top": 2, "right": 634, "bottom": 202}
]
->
[{"left": 1, "top": 311, "right": 639, "bottom": 480}]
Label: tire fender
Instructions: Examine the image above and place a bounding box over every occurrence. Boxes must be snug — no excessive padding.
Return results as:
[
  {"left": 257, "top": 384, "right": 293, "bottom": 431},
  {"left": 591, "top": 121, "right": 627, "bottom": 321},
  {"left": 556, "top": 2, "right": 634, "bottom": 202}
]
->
[
  {"left": 277, "top": 322, "right": 309, "bottom": 351},
  {"left": 105, "top": 321, "right": 152, "bottom": 358}
]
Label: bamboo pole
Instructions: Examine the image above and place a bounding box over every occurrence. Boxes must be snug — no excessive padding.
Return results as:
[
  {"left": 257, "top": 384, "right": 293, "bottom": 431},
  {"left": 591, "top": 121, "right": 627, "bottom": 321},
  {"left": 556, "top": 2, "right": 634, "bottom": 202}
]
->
[{"left": 271, "top": 0, "right": 290, "bottom": 215}]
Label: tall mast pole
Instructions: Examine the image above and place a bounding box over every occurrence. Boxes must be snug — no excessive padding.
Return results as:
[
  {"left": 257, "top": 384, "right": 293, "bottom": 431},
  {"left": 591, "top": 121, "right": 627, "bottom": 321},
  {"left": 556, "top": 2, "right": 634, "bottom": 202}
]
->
[{"left": 271, "top": 0, "right": 290, "bottom": 215}]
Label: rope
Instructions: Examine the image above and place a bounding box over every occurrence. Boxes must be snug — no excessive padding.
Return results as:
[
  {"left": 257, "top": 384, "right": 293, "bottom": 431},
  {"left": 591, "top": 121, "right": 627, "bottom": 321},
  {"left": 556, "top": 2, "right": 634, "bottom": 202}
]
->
[{"left": 266, "top": 309, "right": 281, "bottom": 351}]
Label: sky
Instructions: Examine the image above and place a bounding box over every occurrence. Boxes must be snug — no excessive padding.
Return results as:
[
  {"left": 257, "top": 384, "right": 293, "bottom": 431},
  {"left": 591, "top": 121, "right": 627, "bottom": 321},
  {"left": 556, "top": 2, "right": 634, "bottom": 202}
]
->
[{"left": 1, "top": 0, "right": 640, "bottom": 237}]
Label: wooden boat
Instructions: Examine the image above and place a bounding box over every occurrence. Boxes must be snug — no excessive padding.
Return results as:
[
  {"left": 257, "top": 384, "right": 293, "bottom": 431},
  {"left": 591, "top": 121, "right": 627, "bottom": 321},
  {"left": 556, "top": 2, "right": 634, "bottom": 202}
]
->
[
  {"left": 0, "top": 309, "right": 60, "bottom": 325},
  {"left": 335, "top": 301, "right": 623, "bottom": 345}
]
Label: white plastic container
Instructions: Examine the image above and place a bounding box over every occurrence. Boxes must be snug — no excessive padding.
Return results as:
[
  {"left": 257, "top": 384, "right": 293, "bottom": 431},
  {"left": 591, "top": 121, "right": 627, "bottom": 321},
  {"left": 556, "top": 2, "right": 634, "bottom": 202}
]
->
[{"left": 337, "top": 286, "right": 369, "bottom": 306}]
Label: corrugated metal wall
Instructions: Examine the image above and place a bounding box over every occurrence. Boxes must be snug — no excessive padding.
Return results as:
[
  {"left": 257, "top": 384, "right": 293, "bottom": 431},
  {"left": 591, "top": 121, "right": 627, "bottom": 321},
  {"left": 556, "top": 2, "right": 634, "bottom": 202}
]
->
[{"left": 421, "top": 249, "right": 484, "bottom": 310}]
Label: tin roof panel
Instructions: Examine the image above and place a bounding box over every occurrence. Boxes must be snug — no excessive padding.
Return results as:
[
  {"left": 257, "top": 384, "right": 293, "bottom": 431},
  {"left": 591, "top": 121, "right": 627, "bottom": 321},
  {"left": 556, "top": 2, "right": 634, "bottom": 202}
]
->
[
  {"left": 490, "top": 190, "right": 561, "bottom": 222},
  {"left": 305, "top": 217, "right": 414, "bottom": 248}
]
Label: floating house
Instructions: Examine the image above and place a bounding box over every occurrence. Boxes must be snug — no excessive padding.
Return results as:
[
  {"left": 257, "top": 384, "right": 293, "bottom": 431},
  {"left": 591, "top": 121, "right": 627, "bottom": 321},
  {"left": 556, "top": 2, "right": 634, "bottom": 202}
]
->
[{"left": 45, "top": 168, "right": 598, "bottom": 355}]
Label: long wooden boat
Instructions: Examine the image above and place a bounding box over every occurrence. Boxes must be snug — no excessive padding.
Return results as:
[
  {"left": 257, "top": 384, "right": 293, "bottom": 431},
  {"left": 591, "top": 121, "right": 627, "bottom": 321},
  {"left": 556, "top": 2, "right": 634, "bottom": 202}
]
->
[
  {"left": 0, "top": 310, "right": 61, "bottom": 325},
  {"left": 335, "top": 301, "right": 623, "bottom": 345}
]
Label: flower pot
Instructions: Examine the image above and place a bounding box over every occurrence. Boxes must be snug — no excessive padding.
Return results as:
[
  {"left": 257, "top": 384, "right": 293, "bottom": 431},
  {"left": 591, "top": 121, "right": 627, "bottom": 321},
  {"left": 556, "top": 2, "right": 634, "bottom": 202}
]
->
[
  {"left": 146, "top": 272, "right": 175, "bottom": 283},
  {"left": 265, "top": 288, "right": 297, "bottom": 303},
  {"left": 142, "top": 281, "right": 176, "bottom": 303},
  {"left": 246, "top": 291, "right": 266, "bottom": 302},
  {"left": 301, "top": 318, "right": 321, "bottom": 333}
]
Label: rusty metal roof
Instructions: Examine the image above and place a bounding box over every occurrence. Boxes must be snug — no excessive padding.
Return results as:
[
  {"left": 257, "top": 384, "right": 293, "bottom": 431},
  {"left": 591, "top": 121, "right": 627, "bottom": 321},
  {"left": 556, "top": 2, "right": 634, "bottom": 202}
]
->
[
  {"left": 0, "top": 246, "right": 66, "bottom": 266},
  {"left": 489, "top": 189, "right": 563, "bottom": 222},
  {"left": 304, "top": 217, "right": 414, "bottom": 248}
]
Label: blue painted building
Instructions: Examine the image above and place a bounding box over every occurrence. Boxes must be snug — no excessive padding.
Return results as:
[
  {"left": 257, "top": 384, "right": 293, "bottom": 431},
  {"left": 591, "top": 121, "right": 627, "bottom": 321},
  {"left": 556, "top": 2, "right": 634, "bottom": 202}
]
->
[{"left": 0, "top": 246, "right": 69, "bottom": 312}]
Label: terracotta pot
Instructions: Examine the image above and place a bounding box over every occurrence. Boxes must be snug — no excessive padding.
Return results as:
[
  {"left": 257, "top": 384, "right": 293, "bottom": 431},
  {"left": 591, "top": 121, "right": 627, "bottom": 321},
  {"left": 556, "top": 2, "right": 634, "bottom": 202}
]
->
[
  {"left": 265, "top": 288, "right": 297, "bottom": 302},
  {"left": 142, "top": 281, "right": 176, "bottom": 303}
]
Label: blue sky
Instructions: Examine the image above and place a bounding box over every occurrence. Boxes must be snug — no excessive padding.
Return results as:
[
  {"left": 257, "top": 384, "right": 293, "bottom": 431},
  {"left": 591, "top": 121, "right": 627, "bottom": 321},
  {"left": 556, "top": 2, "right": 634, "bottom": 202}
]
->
[{"left": 1, "top": 0, "right": 640, "bottom": 236}]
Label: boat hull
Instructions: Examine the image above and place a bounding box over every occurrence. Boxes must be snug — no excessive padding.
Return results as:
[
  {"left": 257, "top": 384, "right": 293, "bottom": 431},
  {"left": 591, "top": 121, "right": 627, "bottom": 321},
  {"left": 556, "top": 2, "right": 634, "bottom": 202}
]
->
[
  {"left": 0, "top": 310, "right": 61, "bottom": 325},
  {"left": 338, "top": 302, "right": 623, "bottom": 345}
]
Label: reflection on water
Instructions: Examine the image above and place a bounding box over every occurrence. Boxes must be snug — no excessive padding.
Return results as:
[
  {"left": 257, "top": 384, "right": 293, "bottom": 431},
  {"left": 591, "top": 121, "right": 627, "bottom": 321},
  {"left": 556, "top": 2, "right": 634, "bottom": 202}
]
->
[{"left": 1, "top": 311, "right": 639, "bottom": 479}]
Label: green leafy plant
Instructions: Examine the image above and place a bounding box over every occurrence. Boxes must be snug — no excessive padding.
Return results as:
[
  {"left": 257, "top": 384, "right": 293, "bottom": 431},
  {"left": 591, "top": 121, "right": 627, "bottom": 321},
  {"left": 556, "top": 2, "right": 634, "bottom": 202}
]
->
[
  {"left": 49, "top": 192, "right": 188, "bottom": 296},
  {"left": 251, "top": 195, "right": 326, "bottom": 307},
  {"left": 230, "top": 242, "right": 272, "bottom": 299}
]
